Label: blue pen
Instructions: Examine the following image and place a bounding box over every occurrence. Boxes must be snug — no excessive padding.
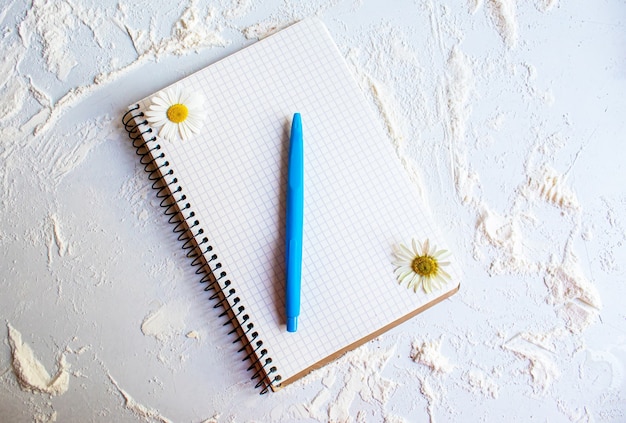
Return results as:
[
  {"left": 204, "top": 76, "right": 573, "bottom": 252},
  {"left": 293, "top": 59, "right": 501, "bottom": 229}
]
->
[{"left": 286, "top": 113, "right": 303, "bottom": 333}]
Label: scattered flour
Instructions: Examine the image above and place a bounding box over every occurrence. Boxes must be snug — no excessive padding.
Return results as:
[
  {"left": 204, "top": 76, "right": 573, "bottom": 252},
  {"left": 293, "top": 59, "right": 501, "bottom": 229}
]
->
[
  {"left": 446, "top": 46, "right": 474, "bottom": 145},
  {"left": 140, "top": 300, "right": 190, "bottom": 342},
  {"left": 0, "top": 77, "right": 27, "bottom": 124},
  {"left": 585, "top": 348, "right": 625, "bottom": 392},
  {"left": 344, "top": 49, "right": 427, "bottom": 202},
  {"left": 474, "top": 204, "right": 540, "bottom": 275},
  {"left": 410, "top": 338, "right": 454, "bottom": 374},
  {"left": 185, "top": 331, "right": 199, "bottom": 340},
  {"left": 464, "top": 370, "right": 499, "bottom": 398},
  {"left": 34, "top": 410, "right": 58, "bottom": 423},
  {"left": 123, "top": 1, "right": 228, "bottom": 58},
  {"left": 504, "top": 332, "right": 560, "bottom": 394},
  {"left": 485, "top": 0, "right": 518, "bottom": 49},
  {"left": 524, "top": 166, "right": 580, "bottom": 211},
  {"left": 242, "top": 20, "right": 293, "bottom": 40},
  {"left": 535, "top": 0, "right": 559, "bottom": 12},
  {"left": 49, "top": 214, "right": 69, "bottom": 259},
  {"left": 19, "top": 0, "right": 78, "bottom": 81},
  {"left": 240, "top": 0, "right": 341, "bottom": 39},
  {"left": 543, "top": 249, "right": 602, "bottom": 334},
  {"left": 445, "top": 45, "right": 479, "bottom": 206},
  {"left": 328, "top": 347, "right": 397, "bottom": 422},
  {"left": 15, "top": 0, "right": 229, "bottom": 138},
  {"left": 0, "top": 1, "right": 615, "bottom": 422},
  {"left": 6, "top": 324, "right": 70, "bottom": 396},
  {"left": 284, "top": 346, "right": 397, "bottom": 422},
  {"left": 108, "top": 373, "right": 173, "bottom": 423},
  {"left": 419, "top": 376, "right": 444, "bottom": 423},
  {"left": 223, "top": 0, "right": 253, "bottom": 20}
]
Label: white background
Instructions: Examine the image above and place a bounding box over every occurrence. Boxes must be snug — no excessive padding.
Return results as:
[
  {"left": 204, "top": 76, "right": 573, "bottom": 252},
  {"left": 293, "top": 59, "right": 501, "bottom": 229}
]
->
[{"left": 0, "top": 0, "right": 624, "bottom": 422}]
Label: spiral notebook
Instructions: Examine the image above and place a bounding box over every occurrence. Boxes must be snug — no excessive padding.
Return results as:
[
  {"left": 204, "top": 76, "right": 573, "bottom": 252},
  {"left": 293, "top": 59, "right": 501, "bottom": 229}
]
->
[{"left": 123, "top": 18, "right": 460, "bottom": 392}]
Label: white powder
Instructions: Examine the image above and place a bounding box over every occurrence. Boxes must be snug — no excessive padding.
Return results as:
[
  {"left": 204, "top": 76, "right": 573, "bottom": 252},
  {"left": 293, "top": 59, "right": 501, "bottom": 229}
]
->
[
  {"left": 200, "top": 415, "right": 220, "bottom": 423},
  {"left": 241, "top": 0, "right": 341, "bottom": 40},
  {"left": 223, "top": 0, "right": 253, "bottom": 20},
  {"left": 585, "top": 348, "right": 624, "bottom": 391},
  {"left": 474, "top": 204, "right": 540, "bottom": 275},
  {"left": 0, "top": 2, "right": 615, "bottom": 421},
  {"left": 140, "top": 300, "right": 190, "bottom": 342},
  {"left": 185, "top": 331, "right": 199, "bottom": 340},
  {"left": 29, "top": 119, "right": 111, "bottom": 187},
  {"left": 242, "top": 21, "right": 293, "bottom": 40},
  {"left": 135, "top": 2, "right": 228, "bottom": 57},
  {"left": 67, "top": 0, "right": 114, "bottom": 49},
  {"left": 0, "top": 77, "right": 27, "bottom": 124},
  {"left": 49, "top": 214, "right": 68, "bottom": 258},
  {"left": 292, "top": 346, "right": 397, "bottom": 422},
  {"left": 504, "top": 333, "right": 560, "bottom": 394},
  {"left": 108, "top": 373, "right": 173, "bottom": 423},
  {"left": 410, "top": 338, "right": 454, "bottom": 374},
  {"left": 419, "top": 376, "right": 441, "bottom": 423},
  {"left": 34, "top": 410, "right": 57, "bottom": 423},
  {"left": 469, "top": 0, "right": 485, "bottom": 14},
  {"left": 464, "top": 370, "right": 499, "bottom": 398},
  {"left": 23, "top": 1, "right": 229, "bottom": 138},
  {"left": 536, "top": 0, "right": 559, "bottom": 12},
  {"left": 318, "top": 346, "right": 397, "bottom": 422},
  {"left": 524, "top": 166, "right": 580, "bottom": 211},
  {"left": 19, "top": 0, "right": 78, "bottom": 81},
  {"left": 485, "top": 0, "right": 518, "bottom": 49},
  {"left": 543, "top": 250, "right": 601, "bottom": 334},
  {"left": 446, "top": 46, "right": 479, "bottom": 206},
  {"left": 6, "top": 324, "right": 70, "bottom": 396},
  {"left": 383, "top": 414, "right": 409, "bottom": 423},
  {"left": 345, "top": 50, "right": 427, "bottom": 202},
  {"left": 446, "top": 46, "right": 474, "bottom": 145}
]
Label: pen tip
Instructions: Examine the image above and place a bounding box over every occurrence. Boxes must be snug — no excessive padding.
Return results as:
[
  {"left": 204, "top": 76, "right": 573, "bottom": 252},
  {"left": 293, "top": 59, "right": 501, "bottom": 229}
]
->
[{"left": 287, "top": 316, "right": 298, "bottom": 332}]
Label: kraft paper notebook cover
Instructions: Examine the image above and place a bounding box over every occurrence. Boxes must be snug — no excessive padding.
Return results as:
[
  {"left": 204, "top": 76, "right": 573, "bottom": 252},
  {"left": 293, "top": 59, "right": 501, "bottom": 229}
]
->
[{"left": 122, "top": 18, "right": 460, "bottom": 393}]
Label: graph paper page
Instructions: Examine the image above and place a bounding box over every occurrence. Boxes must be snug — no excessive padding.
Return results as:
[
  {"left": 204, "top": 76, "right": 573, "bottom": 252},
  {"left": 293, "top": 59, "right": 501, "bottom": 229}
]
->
[{"left": 133, "top": 18, "right": 460, "bottom": 386}]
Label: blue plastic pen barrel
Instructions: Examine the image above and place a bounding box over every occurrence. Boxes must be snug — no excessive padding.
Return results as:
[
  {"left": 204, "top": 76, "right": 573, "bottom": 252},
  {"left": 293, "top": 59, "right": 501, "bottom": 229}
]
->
[{"left": 286, "top": 113, "right": 303, "bottom": 332}]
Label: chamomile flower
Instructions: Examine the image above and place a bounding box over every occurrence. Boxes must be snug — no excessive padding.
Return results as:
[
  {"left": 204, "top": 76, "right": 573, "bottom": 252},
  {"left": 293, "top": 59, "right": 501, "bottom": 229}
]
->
[
  {"left": 393, "top": 238, "right": 451, "bottom": 294},
  {"left": 144, "top": 87, "right": 205, "bottom": 141}
]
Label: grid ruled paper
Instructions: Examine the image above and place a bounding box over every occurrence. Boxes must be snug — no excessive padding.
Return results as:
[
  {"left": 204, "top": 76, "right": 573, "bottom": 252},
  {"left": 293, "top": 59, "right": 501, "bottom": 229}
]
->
[{"left": 132, "top": 18, "right": 460, "bottom": 387}]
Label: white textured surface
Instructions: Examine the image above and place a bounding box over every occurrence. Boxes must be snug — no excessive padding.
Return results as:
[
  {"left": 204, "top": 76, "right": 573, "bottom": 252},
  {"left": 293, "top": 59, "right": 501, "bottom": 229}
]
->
[{"left": 1, "top": 1, "right": 625, "bottom": 422}]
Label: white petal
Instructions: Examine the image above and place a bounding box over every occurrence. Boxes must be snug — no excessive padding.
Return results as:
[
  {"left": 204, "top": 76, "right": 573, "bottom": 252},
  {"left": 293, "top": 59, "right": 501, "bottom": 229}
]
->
[
  {"left": 162, "top": 88, "right": 176, "bottom": 105},
  {"left": 438, "top": 269, "right": 451, "bottom": 281},
  {"left": 160, "top": 122, "right": 175, "bottom": 140},
  {"left": 145, "top": 109, "right": 166, "bottom": 118},
  {"left": 151, "top": 96, "right": 169, "bottom": 108},
  {"left": 147, "top": 116, "right": 167, "bottom": 128},
  {"left": 397, "top": 269, "right": 414, "bottom": 282},
  {"left": 181, "top": 90, "right": 202, "bottom": 108},
  {"left": 412, "top": 238, "right": 420, "bottom": 255},
  {"left": 179, "top": 122, "right": 192, "bottom": 140},
  {"left": 399, "top": 244, "right": 414, "bottom": 257},
  {"left": 186, "top": 112, "right": 205, "bottom": 126},
  {"left": 423, "top": 277, "right": 432, "bottom": 293},
  {"left": 183, "top": 118, "right": 202, "bottom": 134},
  {"left": 433, "top": 249, "right": 449, "bottom": 258},
  {"left": 407, "top": 273, "right": 420, "bottom": 289}
]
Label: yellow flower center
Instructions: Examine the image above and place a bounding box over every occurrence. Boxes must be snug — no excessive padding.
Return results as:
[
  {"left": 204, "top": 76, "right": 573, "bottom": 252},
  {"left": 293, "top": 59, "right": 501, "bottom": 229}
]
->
[
  {"left": 166, "top": 103, "right": 189, "bottom": 123},
  {"left": 411, "top": 255, "right": 438, "bottom": 277}
]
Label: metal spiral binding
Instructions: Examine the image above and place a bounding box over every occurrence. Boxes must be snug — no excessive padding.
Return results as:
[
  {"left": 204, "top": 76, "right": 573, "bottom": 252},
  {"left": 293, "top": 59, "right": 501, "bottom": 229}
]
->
[{"left": 122, "top": 105, "right": 282, "bottom": 393}]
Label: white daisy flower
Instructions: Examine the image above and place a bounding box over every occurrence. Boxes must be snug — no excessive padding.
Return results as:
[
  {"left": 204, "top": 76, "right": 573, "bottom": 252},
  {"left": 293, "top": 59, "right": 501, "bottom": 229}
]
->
[
  {"left": 392, "top": 238, "right": 451, "bottom": 294},
  {"left": 144, "top": 87, "right": 205, "bottom": 141}
]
